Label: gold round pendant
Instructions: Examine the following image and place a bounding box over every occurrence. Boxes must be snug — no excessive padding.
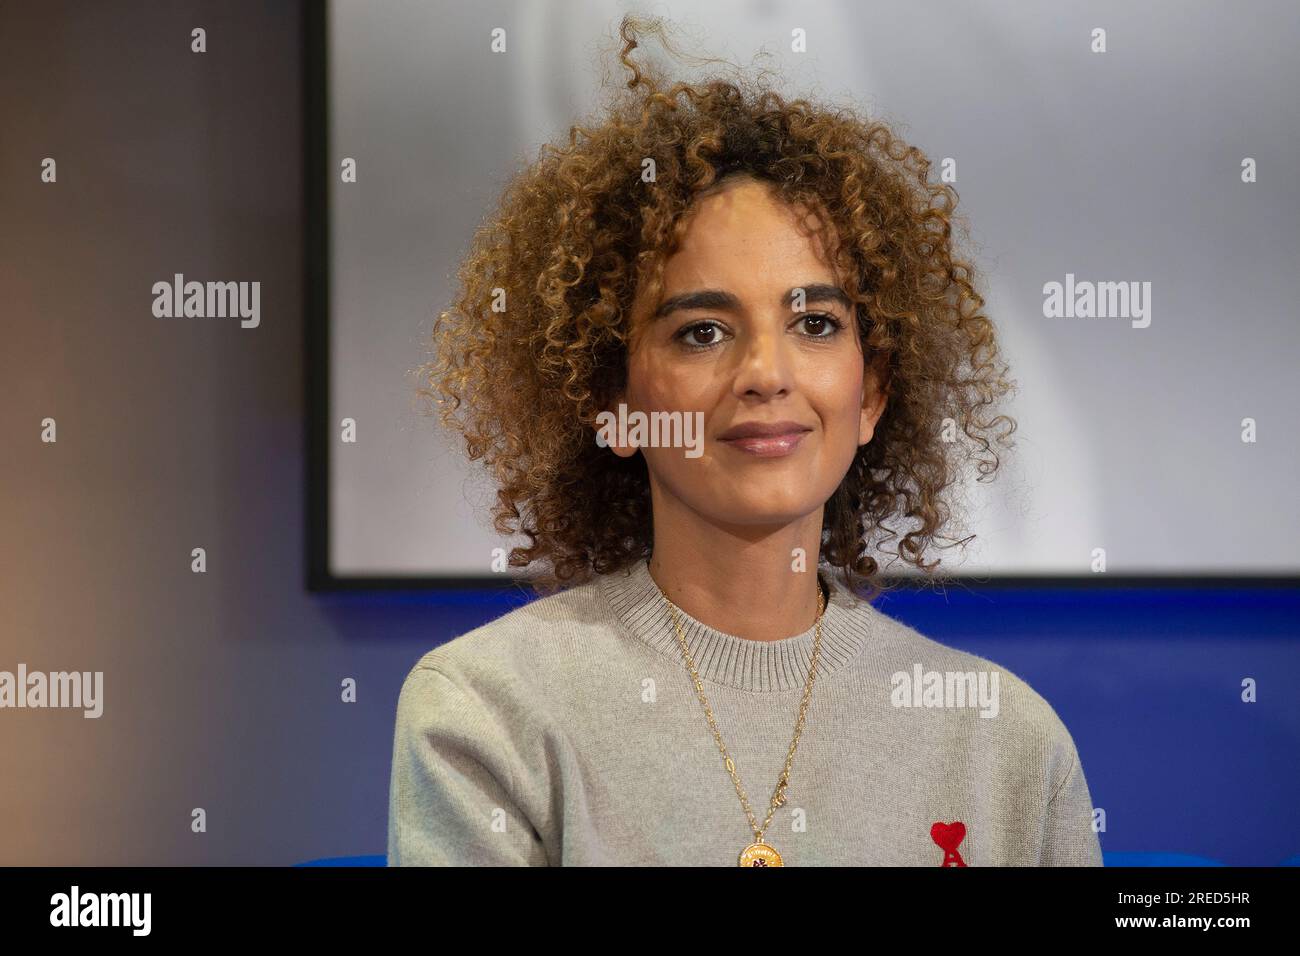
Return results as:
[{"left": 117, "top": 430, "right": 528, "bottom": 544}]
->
[{"left": 739, "top": 842, "right": 784, "bottom": 867}]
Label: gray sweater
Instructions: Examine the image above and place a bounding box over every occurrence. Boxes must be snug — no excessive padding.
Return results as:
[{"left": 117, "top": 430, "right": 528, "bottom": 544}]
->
[{"left": 387, "top": 558, "right": 1103, "bottom": 866}]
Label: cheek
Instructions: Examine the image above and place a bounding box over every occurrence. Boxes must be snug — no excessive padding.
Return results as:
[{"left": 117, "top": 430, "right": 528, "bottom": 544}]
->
[
  {"left": 804, "top": 356, "right": 865, "bottom": 421},
  {"left": 627, "top": 351, "right": 705, "bottom": 411}
]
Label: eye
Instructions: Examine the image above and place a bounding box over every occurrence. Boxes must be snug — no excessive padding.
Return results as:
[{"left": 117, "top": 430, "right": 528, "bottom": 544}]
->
[
  {"left": 796, "top": 312, "right": 844, "bottom": 337},
  {"left": 674, "top": 320, "right": 727, "bottom": 349}
]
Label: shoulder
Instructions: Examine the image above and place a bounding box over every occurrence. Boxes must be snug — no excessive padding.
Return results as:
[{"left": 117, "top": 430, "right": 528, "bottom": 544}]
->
[
  {"left": 846, "top": 594, "right": 1081, "bottom": 790},
  {"left": 396, "top": 574, "right": 613, "bottom": 720}
]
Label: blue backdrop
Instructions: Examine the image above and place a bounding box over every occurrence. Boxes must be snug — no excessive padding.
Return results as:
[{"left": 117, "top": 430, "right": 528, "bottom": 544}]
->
[{"left": 302, "top": 582, "right": 1300, "bottom": 867}]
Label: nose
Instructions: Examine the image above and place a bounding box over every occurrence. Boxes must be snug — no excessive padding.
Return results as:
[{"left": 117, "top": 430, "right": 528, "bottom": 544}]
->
[{"left": 730, "top": 322, "right": 793, "bottom": 400}]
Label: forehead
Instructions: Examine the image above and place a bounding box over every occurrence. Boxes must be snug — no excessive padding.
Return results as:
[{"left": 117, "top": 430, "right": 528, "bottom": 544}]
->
[{"left": 665, "top": 179, "right": 839, "bottom": 286}]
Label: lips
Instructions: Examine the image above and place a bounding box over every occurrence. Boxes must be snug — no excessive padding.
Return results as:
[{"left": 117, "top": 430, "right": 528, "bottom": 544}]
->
[
  {"left": 716, "top": 420, "right": 813, "bottom": 441},
  {"left": 716, "top": 421, "right": 812, "bottom": 459}
]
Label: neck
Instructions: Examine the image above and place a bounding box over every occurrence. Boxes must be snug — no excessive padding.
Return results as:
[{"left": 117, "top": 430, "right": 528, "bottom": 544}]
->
[{"left": 645, "top": 495, "right": 825, "bottom": 643}]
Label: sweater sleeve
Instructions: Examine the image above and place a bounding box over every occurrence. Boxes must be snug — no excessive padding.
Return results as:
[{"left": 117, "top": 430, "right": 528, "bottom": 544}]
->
[
  {"left": 387, "top": 664, "right": 548, "bottom": 866},
  {"left": 1039, "top": 741, "right": 1104, "bottom": 866}
]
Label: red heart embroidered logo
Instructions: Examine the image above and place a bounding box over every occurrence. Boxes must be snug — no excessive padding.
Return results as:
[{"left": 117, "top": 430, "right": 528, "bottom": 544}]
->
[
  {"left": 930, "top": 821, "right": 966, "bottom": 851},
  {"left": 931, "top": 821, "right": 968, "bottom": 866}
]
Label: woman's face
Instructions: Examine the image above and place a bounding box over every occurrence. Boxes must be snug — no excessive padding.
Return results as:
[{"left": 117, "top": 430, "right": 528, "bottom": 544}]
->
[{"left": 610, "top": 175, "right": 887, "bottom": 532}]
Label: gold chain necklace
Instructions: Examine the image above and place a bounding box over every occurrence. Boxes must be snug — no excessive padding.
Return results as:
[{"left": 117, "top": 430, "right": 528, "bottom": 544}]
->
[{"left": 659, "top": 574, "right": 827, "bottom": 867}]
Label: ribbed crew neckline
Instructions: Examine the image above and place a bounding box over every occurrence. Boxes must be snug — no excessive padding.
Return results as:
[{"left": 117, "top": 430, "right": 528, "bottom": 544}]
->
[{"left": 598, "top": 558, "right": 872, "bottom": 693}]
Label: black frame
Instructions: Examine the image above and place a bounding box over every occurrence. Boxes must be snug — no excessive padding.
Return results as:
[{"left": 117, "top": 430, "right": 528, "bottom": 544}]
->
[{"left": 302, "top": 2, "right": 1298, "bottom": 593}]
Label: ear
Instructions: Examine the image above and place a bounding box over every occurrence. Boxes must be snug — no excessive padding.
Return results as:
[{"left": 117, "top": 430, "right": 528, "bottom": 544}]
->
[
  {"left": 858, "top": 365, "right": 889, "bottom": 447},
  {"left": 595, "top": 390, "right": 640, "bottom": 459}
]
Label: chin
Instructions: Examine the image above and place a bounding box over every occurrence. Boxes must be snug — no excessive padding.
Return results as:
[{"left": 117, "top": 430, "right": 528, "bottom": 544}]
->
[{"left": 708, "top": 498, "right": 819, "bottom": 527}]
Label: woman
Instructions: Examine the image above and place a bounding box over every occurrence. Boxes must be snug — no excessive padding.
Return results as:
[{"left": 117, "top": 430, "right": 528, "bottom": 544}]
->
[{"left": 388, "top": 16, "right": 1102, "bottom": 866}]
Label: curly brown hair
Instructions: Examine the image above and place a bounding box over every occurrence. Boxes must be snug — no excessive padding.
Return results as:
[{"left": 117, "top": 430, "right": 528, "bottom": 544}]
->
[{"left": 415, "top": 14, "right": 1017, "bottom": 601}]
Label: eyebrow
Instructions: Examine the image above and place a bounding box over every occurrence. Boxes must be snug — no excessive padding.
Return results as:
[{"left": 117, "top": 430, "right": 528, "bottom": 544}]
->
[{"left": 650, "top": 283, "right": 854, "bottom": 320}]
